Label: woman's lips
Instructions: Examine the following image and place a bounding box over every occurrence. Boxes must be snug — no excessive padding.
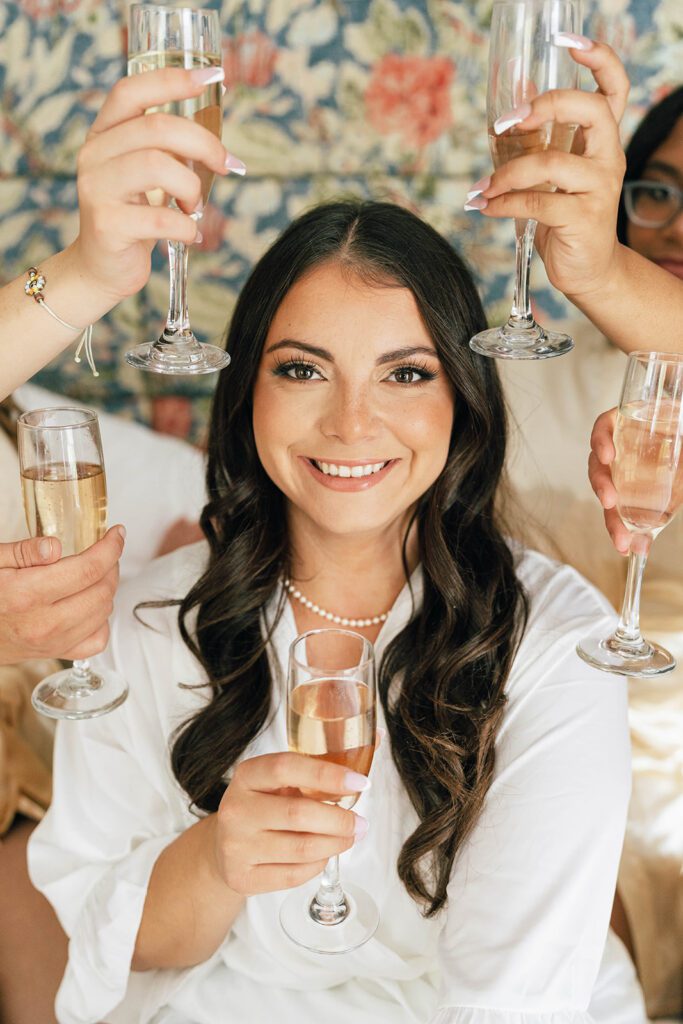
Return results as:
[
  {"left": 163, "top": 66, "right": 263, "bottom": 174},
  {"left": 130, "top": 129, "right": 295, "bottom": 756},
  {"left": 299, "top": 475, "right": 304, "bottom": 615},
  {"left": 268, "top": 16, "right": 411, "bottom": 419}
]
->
[
  {"left": 300, "top": 457, "right": 398, "bottom": 491},
  {"left": 655, "top": 259, "right": 683, "bottom": 280}
]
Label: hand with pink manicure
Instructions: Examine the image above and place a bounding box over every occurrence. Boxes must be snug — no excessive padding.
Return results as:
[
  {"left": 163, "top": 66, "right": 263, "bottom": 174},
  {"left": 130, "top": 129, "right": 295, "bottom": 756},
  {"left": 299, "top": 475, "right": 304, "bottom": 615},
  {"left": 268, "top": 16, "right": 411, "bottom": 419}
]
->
[
  {"left": 464, "top": 39, "right": 630, "bottom": 306},
  {"left": 72, "top": 67, "right": 247, "bottom": 308}
]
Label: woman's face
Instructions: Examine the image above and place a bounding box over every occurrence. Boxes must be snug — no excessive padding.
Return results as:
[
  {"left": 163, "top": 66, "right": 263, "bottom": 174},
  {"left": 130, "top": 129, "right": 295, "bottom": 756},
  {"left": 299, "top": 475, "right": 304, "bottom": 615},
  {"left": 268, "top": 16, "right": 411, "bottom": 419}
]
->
[
  {"left": 252, "top": 261, "right": 454, "bottom": 542},
  {"left": 626, "top": 114, "right": 683, "bottom": 280}
]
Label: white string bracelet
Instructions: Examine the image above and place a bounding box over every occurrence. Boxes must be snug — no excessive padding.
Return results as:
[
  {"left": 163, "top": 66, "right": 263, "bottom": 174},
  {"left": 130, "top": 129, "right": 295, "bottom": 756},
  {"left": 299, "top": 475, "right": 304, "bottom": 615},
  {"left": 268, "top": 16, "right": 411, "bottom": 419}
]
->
[{"left": 24, "top": 267, "right": 99, "bottom": 377}]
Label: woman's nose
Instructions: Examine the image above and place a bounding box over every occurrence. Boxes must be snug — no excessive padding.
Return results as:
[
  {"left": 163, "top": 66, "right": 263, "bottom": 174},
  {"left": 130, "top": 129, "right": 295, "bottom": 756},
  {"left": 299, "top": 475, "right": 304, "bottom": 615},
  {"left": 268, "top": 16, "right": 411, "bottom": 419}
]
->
[
  {"left": 662, "top": 207, "right": 683, "bottom": 242},
  {"left": 320, "top": 384, "right": 379, "bottom": 444}
]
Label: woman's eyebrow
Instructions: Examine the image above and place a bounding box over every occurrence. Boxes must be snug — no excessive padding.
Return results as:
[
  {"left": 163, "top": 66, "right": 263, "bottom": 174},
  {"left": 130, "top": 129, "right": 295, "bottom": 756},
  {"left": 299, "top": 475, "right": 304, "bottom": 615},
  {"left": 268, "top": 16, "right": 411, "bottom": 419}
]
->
[
  {"left": 265, "top": 339, "right": 439, "bottom": 364},
  {"left": 643, "top": 159, "right": 682, "bottom": 183},
  {"left": 375, "top": 346, "right": 439, "bottom": 365},
  {"left": 266, "top": 339, "right": 331, "bottom": 359}
]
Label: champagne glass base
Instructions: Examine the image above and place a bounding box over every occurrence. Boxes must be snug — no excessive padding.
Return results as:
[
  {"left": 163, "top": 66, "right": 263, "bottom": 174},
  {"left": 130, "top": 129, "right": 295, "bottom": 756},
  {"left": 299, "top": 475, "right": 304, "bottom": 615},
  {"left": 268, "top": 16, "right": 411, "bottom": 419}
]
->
[
  {"left": 469, "top": 326, "right": 574, "bottom": 360},
  {"left": 125, "top": 335, "right": 231, "bottom": 375},
  {"left": 32, "top": 668, "right": 129, "bottom": 720},
  {"left": 279, "top": 882, "right": 379, "bottom": 954},
  {"left": 576, "top": 636, "right": 676, "bottom": 677}
]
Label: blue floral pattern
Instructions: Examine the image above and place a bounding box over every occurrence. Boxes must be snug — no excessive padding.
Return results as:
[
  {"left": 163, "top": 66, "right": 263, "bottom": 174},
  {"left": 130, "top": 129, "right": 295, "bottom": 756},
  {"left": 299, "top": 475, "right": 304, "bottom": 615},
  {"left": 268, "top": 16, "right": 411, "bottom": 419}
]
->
[{"left": 1, "top": 0, "right": 681, "bottom": 440}]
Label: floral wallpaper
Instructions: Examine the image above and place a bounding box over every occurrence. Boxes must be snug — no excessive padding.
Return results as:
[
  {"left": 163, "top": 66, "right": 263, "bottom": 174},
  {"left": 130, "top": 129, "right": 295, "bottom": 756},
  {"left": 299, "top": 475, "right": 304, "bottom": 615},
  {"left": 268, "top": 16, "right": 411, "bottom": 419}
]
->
[{"left": 1, "top": 0, "right": 681, "bottom": 443}]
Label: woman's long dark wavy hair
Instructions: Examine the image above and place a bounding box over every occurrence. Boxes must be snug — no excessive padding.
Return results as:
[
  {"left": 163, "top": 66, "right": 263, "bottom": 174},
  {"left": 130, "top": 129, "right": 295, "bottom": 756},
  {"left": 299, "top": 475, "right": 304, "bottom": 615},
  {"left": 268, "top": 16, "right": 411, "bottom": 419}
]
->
[
  {"left": 617, "top": 85, "right": 683, "bottom": 245},
  {"left": 171, "top": 200, "right": 529, "bottom": 917}
]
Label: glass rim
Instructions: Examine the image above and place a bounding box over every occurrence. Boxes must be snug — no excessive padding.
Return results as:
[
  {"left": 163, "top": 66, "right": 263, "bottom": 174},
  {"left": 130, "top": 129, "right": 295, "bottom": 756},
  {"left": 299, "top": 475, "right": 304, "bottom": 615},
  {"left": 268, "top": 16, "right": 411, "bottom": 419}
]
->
[
  {"left": 17, "top": 406, "right": 98, "bottom": 431},
  {"left": 491, "top": 0, "right": 576, "bottom": 6},
  {"left": 289, "top": 627, "right": 375, "bottom": 671},
  {"left": 627, "top": 351, "right": 683, "bottom": 366},
  {"left": 128, "top": 3, "right": 220, "bottom": 19}
]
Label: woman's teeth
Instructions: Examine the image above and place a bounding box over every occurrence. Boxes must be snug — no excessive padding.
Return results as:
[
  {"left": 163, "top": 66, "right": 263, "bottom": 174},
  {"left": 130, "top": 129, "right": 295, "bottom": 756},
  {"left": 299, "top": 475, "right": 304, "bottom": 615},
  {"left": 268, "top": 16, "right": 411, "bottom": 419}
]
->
[{"left": 313, "top": 460, "right": 388, "bottom": 478}]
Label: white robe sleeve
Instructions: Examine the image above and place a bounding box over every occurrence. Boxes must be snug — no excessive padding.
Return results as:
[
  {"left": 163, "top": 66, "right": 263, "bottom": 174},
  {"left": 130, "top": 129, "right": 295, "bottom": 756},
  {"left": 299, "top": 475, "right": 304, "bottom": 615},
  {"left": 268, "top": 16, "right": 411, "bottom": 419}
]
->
[
  {"left": 28, "top": 550, "right": 206, "bottom": 1024},
  {"left": 429, "top": 563, "right": 633, "bottom": 1023}
]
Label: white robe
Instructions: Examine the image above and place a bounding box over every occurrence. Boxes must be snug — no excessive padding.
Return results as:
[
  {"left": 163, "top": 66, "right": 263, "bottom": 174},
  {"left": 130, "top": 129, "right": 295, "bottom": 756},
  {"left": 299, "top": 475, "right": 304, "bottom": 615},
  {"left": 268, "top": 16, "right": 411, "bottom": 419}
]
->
[{"left": 29, "top": 541, "right": 646, "bottom": 1024}]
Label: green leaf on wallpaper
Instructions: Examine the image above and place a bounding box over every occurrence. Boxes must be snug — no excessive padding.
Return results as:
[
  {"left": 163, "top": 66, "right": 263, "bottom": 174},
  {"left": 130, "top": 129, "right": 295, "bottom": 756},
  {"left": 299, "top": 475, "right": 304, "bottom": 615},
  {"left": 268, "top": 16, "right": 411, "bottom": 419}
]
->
[{"left": 343, "top": 0, "right": 429, "bottom": 63}]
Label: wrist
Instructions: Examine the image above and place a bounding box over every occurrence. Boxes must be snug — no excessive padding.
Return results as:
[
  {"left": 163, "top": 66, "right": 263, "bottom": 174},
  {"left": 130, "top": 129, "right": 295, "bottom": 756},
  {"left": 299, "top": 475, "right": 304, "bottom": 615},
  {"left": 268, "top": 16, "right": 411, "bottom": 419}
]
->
[
  {"left": 60, "top": 241, "right": 128, "bottom": 315},
  {"left": 197, "top": 814, "right": 241, "bottom": 899},
  {"left": 563, "top": 242, "right": 629, "bottom": 313}
]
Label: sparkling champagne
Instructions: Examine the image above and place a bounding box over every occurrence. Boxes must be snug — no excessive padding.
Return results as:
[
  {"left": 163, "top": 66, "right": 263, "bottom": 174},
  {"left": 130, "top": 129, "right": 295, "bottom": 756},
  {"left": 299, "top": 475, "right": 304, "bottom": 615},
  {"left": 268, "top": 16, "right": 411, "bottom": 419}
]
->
[
  {"left": 21, "top": 462, "right": 107, "bottom": 557},
  {"left": 128, "top": 50, "right": 223, "bottom": 208},
  {"left": 289, "top": 678, "right": 375, "bottom": 810},
  {"left": 613, "top": 401, "right": 683, "bottom": 535},
  {"left": 488, "top": 121, "right": 577, "bottom": 188}
]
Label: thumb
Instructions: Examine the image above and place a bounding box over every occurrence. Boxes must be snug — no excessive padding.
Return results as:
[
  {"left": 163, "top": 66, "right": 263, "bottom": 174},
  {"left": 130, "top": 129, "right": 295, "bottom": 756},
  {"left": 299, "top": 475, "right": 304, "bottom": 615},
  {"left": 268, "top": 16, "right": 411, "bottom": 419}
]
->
[{"left": 0, "top": 536, "right": 62, "bottom": 570}]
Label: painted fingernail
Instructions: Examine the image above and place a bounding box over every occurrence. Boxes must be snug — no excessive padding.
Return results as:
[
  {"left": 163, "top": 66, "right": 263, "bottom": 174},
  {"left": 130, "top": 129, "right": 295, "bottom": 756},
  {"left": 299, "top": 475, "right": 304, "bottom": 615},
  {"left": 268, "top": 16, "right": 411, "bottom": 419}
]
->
[
  {"left": 493, "top": 103, "right": 532, "bottom": 135},
  {"left": 225, "top": 154, "right": 247, "bottom": 175},
  {"left": 194, "top": 229, "right": 203, "bottom": 244},
  {"left": 39, "top": 537, "right": 53, "bottom": 560},
  {"left": 191, "top": 67, "right": 225, "bottom": 86},
  {"left": 353, "top": 814, "right": 369, "bottom": 839},
  {"left": 553, "top": 31, "right": 594, "bottom": 51},
  {"left": 343, "top": 770, "right": 370, "bottom": 791},
  {"left": 117, "top": 525, "right": 127, "bottom": 542},
  {"left": 466, "top": 175, "right": 491, "bottom": 200},
  {"left": 221, "top": 84, "right": 227, "bottom": 97},
  {"left": 193, "top": 198, "right": 204, "bottom": 216},
  {"left": 464, "top": 196, "right": 488, "bottom": 211}
]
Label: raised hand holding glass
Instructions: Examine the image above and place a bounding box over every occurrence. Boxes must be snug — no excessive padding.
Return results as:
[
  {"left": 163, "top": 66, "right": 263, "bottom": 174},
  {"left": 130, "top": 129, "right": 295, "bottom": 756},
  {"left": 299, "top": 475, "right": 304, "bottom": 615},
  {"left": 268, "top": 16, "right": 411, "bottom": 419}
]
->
[
  {"left": 279, "top": 628, "right": 380, "bottom": 954},
  {"left": 577, "top": 353, "right": 683, "bottom": 676},
  {"left": 17, "top": 408, "right": 129, "bottom": 719},
  {"left": 125, "top": 4, "right": 232, "bottom": 375},
  {"left": 469, "top": 0, "right": 581, "bottom": 360}
]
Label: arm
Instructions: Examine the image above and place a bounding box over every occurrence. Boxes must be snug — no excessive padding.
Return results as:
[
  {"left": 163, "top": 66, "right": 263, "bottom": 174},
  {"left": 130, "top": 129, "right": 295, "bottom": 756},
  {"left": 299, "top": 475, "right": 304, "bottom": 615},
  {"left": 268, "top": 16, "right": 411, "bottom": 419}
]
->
[
  {"left": 470, "top": 40, "right": 683, "bottom": 354},
  {"left": 0, "top": 66, "right": 240, "bottom": 401},
  {"left": 568, "top": 245, "right": 683, "bottom": 353},
  {"left": 133, "top": 752, "right": 365, "bottom": 970},
  {"left": 431, "top": 564, "right": 633, "bottom": 1020},
  {"left": 0, "top": 246, "right": 119, "bottom": 399}
]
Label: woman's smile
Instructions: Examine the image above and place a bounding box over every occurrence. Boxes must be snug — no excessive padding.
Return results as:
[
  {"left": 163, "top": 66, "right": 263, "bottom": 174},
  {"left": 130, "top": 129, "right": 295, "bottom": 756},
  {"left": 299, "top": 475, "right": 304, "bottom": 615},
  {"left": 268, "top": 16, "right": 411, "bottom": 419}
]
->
[{"left": 301, "top": 455, "right": 399, "bottom": 491}]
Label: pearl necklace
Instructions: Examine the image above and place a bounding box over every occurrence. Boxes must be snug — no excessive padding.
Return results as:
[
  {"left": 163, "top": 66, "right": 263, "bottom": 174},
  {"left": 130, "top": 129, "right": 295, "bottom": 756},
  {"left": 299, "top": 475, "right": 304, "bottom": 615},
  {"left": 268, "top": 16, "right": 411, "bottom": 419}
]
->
[{"left": 284, "top": 579, "right": 389, "bottom": 629}]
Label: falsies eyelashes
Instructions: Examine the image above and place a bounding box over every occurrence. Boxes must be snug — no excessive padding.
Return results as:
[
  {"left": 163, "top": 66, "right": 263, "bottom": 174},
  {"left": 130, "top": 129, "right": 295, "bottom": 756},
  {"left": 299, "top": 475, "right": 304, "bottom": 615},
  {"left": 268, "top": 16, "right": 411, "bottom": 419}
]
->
[{"left": 270, "top": 355, "right": 439, "bottom": 386}]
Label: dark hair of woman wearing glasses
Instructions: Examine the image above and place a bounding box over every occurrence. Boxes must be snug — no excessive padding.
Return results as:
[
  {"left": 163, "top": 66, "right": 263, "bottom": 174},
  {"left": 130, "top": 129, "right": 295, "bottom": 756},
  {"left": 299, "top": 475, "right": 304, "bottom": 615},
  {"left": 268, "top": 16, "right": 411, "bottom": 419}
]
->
[{"left": 616, "top": 85, "right": 683, "bottom": 276}]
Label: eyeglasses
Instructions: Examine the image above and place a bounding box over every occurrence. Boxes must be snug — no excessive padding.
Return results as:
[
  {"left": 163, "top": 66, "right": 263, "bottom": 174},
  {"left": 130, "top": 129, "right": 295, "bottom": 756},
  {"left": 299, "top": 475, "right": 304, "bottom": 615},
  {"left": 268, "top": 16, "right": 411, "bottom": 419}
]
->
[{"left": 623, "top": 180, "right": 683, "bottom": 229}]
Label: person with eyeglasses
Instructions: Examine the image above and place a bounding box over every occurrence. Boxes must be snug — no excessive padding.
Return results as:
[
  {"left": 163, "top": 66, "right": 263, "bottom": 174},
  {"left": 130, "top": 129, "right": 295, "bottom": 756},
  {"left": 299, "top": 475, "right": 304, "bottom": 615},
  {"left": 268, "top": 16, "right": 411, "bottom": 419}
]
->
[{"left": 500, "top": 85, "right": 683, "bottom": 1022}]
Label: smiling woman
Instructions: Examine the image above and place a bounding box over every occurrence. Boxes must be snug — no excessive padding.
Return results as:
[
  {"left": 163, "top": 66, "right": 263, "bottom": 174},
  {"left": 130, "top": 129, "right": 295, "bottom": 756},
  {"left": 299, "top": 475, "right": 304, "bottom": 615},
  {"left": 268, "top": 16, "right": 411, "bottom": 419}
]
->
[{"left": 29, "top": 201, "right": 644, "bottom": 1024}]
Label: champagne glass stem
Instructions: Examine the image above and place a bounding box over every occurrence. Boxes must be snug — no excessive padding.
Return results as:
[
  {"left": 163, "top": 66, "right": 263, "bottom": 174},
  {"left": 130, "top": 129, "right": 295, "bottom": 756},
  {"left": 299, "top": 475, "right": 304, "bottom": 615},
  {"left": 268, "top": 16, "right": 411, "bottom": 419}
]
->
[
  {"left": 62, "top": 659, "right": 102, "bottom": 698},
  {"left": 309, "top": 855, "right": 348, "bottom": 926},
  {"left": 166, "top": 240, "right": 190, "bottom": 334},
  {"left": 508, "top": 218, "right": 537, "bottom": 330},
  {"left": 610, "top": 548, "right": 648, "bottom": 650}
]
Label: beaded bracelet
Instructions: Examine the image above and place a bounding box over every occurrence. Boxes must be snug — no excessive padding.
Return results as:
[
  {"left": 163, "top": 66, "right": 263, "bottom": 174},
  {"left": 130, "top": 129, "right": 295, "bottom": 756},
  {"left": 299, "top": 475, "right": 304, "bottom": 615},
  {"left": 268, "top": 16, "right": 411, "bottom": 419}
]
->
[{"left": 24, "top": 267, "right": 98, "bottom": 377}]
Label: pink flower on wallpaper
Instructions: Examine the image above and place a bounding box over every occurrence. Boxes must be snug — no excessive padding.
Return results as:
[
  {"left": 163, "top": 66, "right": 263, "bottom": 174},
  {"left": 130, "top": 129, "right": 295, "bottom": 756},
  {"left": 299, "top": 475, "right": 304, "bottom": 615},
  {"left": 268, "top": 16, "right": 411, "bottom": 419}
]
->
[
  {"left": 196, "top": 203, "right": 226, "bottom": 252},
  {"left": 20, "top": 0, "right": 80, "bottom": 17},
  {"left": 222, "top": 31, "right": 278, "bottom": 90},
  {"left": 151, "top": 396, "right": 193, "bottom": 439},
  {"left": 365, "top": 54, "right": 455, "bottom": 149}
]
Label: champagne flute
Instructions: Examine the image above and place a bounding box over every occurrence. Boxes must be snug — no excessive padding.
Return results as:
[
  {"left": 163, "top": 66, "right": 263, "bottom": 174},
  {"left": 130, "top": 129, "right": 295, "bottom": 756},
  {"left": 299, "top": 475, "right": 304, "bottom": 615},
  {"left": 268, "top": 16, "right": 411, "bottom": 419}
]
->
[
  {"left": 125, "top": 4, "right": 231, "bottom": 375},
  {"left": 577, "top": 353, "right": 683, "bottom": 676},
  {"left": 279, "top": 628, "right": 380, "bottom": 954},
  {"left": 469, "top": 0, "right": 581, "bottom": 360},
  {"left": 17, "top": 408, "right": 129, "bottom": 719}
]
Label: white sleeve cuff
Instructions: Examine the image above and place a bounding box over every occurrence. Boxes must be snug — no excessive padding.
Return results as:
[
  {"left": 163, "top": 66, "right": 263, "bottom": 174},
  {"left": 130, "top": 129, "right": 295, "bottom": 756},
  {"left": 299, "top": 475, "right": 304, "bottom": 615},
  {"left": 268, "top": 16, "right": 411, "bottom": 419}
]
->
[{"left": 54, "top": 834, "right": 178, "bottom": 1024}]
